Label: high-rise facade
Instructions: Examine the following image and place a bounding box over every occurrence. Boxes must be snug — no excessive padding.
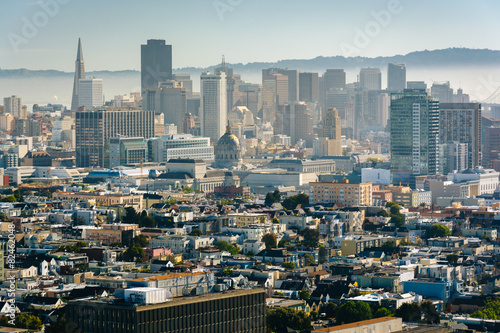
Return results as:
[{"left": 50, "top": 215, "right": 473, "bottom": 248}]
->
[
  {"left": 71, "top": 38, "right": 85, "bottom": 111},
  {"left": 439, "top": 103, "right": 481, "bottom": 168},
  {"left": 299, "top": 72, "right": 319, "bottom": 102},
  {"left": 76, "top": 109, "right": 155, "bottom": 167},
  {"left": 390, "top": 90, "right": 439, "bottom": 186},
  {"left": 262, "top": 73, "right": 288, "bottom": 124},
  {"left": 359, "top": 68, "right": 382, "bottom": 90},
  {"left": 281, "top": 101, "right": 314, "bottom": 145},
  {"left": 324, "top": 69, "right": 346, "bottom": 90},
  {"left": 78, "top": 78, "right": 103, "bottom": 110},
  {"left": 431, "top": 82, "right": 453, "bottom": 102},
  {"left": 201, "top": 71, "right": 227, "bottom": 143},
  {"left": 3, "top": 95, "right": 25, "bottom": 118},
  {"left": 109, "top": 137, "right": 148, "bottom": 168},
  {"left": 280, "top": 69, "right": 300, "bottom": 101},
  {"left": 144, "top": 81, "right": 187, "bottom": 130},
  {"left": 387, "top": 63, "right": 406, "bottom": 91},
  {"left": 319, "top": 108, "right": 342, "bottom": 156},
  {"left": 483, "top": 126, "right": 500, "bottom": 170},
  {"left": 141, "top": 39, "right": 172, "bottom": 95}
]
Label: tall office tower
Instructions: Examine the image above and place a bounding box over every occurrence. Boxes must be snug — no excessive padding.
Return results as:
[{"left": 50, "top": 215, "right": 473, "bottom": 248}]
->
[
  {"left": 318, "top": 108, "right": 342, "bottom": 156},
  {"left": 200, "top": 71, "right": 227, "bottom": 143},
  {"left": 377, "top": 93, "right": 390, "bottom": 128},
  {"left": 238, "top": 82, "right": 262, "bottom": 117},
  {"left": 281, "top": 101, "right": 314, "bottom": 145},
  {"left": 144, "top": 81, "right": 187, "bottom": 130},
  {"left": 78, "top": 78, "right": 103, "bottom": 110},
  {"left": 387, "top": 63, "right": 406, "bottom": 91},
  {"left": 182, "top": 112, "right": 196, "bottom": 134},
  {"left": 52, "top": 116, "right": 74, "bottom": 143},
  {"left": 431, "top": 81, "right": 453, "bottom": 102},
  {"left": 262, "top": 73, "right": 288, "bottom": 124},
  {"left": 71, "top": 38, "right": 85, "bottom": 111},
  {"left": 355, "top": 90, "right": 382, "bottom": 132},
  {"left": 483, "top": 126, "right": 500, "bottom": 169},
  {"left": 3, "top": 95, "right": 25, "bottom": 118},
  {"left": 390, "top": 90, "right": 439, "bottom": 186},
  {"left": 280, "top": 69, "right": 300, "bottom": 101},
  {"left": 439, "top": 103, "right": 481, "bottom": 168},
  {"left": 359, "top": 68, "right": 382, "bottom": 90},
  {"left": 141, "top": 39, "right": 172, "bottom": 96},
  {"left": 455, "top": 88, "right": 470, "bottom": 103},
  {"left": 299, "top": 72, "right": 319, "bottom": 102},
  {"left": 324, "top": 69, "right": 346, "bottom": 90},
  {"left": 407, "top": 81, "right": 427, "bottom": 90},
  {"left": 215, "top": 57, "right": 241, "bottom": 112},
  {"left": 172, "top": 74, "right": 193, "bottom": 98},
  {"left": 75, "top": 109, "right": 155, "bottom": 167}
]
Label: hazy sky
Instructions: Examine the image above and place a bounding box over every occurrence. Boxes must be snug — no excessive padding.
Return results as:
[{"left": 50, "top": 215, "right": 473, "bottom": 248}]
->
[{"left": 0, "top": 0, "right": 498, "bottom": 71}]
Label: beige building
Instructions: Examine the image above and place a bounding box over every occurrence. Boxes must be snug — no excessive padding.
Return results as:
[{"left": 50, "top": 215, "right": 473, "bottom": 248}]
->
[
  {"left": 313, "top": 317, "right": 402, "bottom": 333},
  {"left": 53, "top": 191, "right": 143, "bottom": 210},
  {"left": 309, "top": 179, "right": 372, "bottom": 206},
  {"left": 319, "top": 108, "right": 342, "bottom": 156},
  {"left": 85, "top": 223, "right": 140, "bottom": 245},
  {"left": 226, "top": 212, "right": 267, "bottom": 227},
  {"left": 341, "top": 236, "right": 401, "bottom": 256}
]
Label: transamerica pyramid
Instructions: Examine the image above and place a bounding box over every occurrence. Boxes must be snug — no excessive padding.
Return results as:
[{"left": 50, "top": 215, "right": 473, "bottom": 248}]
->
[{"left": 70, "top": 38, "right": 85, "bottom": 111}]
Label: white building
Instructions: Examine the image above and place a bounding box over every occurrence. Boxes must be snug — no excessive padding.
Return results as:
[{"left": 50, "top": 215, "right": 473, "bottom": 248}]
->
[
  {"left": 200, "top": 71, "right": 227, "bottom": 143},
  {"left": 361, "top": 167, "right": 391, "bottom": 185},
  {"left": 447, "top": 167, "right": 499, "bottom": 195},
  {"left": 149, "top": 134, "right": 214, "bottom": 163},
  {"left": 78, "top": 78, "right": 103, "bottom": 109},
  {"left": 4, "top": 95, "right": 25, "bottom": 118},
  {"left": 52, "top": 117, "right": 75, "bottom": 145}
]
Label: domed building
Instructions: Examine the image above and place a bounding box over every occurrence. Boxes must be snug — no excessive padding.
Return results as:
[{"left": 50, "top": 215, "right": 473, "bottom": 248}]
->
[{"left": 214, "top": 122, "right": 242, "bottom": 169}]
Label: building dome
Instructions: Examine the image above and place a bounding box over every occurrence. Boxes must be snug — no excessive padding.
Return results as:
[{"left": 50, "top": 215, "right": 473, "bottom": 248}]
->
[{"left": 214, "top": 122, "right": 242, "bottom": 169}]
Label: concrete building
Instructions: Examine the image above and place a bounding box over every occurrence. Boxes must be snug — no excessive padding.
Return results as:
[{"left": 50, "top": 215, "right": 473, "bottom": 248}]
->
[
  {"left": 387, "top": 63, "right": 406, "bottom": 91},
  {"left": 309, "top": 179, "right": 372, "bottom": 206},
  {"left": 483, "top": 126, "right": 500, "bottom": 170},
  {"left": 312, "top": 317, "right": 402, "bottom": 333},
  {"left": 359, "top": 68, "right": 382, "bottom": 90},
  {"left": 78, "top": 78, "right": 103, "bottom": 110},
  {"left": 299, "top": 72, "right": 319, "bottom": 102},
  {"left": 75, "top": 109, "right": 155, "bottom": 167},
  {"left": 148, "top": 134, "right": 214, "bottom": 163},
  {"left": 280, "top": 101, "right": 314, "bottom": 145},
  {"left": 447, "top": 167, "right": 499, "bottom": 195},
  {"left": 262, "top": 72, "right": 288, "bottom": 124},
  {"left": 319, "top": 108, "right": 342, "bottom": 156},
  {"left": 267, "top": 159, "right": 336, "bottom": 173},
  {"left": 201, "top": 71, "right": 227, "bottom": 143},
  {"left": 143, "top": 81, "right": 187, "bottom": 130},
  {"left": 109, "top": 137, "right": 148, "bottom": 168},
  {"left": 141, "top": 39, "right": 172, "bottom": 96},
  {"left": 3, "top": 95, "right": 25, "bottom": 119},
  {"left": 361, "top": 168, "right": 391, "bottom": 185},
  {"left": 341, "top": 235, "right": 400, "bottom": 256}
]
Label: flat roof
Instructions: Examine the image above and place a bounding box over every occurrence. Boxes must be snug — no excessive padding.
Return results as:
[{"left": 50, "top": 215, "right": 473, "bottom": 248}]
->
[
  {"left": 313, "top": 317, "right": 400, "bottom": 332},
  {"left": 128, "top": 272, "right": 207, "bottom": 282}
]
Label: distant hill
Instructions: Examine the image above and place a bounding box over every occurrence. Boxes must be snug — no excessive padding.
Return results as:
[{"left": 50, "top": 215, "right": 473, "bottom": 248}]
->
[{"left": 1, "top": 48, "right": 500, "bottom": 78}]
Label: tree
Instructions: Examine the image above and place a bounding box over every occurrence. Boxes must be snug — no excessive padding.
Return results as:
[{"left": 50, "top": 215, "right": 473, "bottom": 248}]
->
[
  {"left": 139, "top": 210, "right": 155, "bottom": 228},
  {"left": 374, "top": 307, "right": 393, "bottom": 318},
  {"left": 46, "top": 315, "right": 82, "bottom": 333},
  {"left": 298, "top": 290, "right": 310, "bottom": 301},
  {"left": 420, "top": 301, "right": 440, "bottom": 324},
  {"left": 122, "top": 207, "right": 139, "bottom": 224},
  {"left": 13, "top": 189, "right": 24, "bottom": 202},
  {"left": 377, "top": 209, "right": 389, "bottom": 217},
  {"left": 300, "top": 228, "right": 320, "bottom": 247},
  {"left": 265, "top": 189, "right": 281, "bottom": 206},
  {"left": 189, "top": 228, "right": 203, "bottom": 236},
  {"left": 390, "top": 204, "right": 401, "bottom": 215},
  {"left": 272, "top": 217, "right": 280, "bottom": 224},
  {"left": 262, "top": 233, "right": 277, "bottom": 249},
  {"left": 319, "top": 302, "right": 338, "bottom": 318},
  {"left": 0, "top": 196, "right": 16, "bottom": 202},
  {"left": 214, "top": 240, "right": 239, "bottom": 255},
  {"left": 446, "top": 254, "right": 459, "bottom": 265},
  {"left": 303, "top": 254, "right": 315, "bottom": 266},
  {"left": 282, "top": 194, "right": 309, "bottom": 210},
  {"left": 395, "top": 303, "right": 421, "bottom": 322},
  {"left": 266, "top": 307, "right": 312, "bottom": 333},
  {"left": 336, "top": 301, "right": 373, "bottom": 324},
  {"left": 390, "top": 214, "right": 405, "bottom": 227},
  {"left": 471, "top": 297, "right": 500, "bottom": 319},
  {"left": 14, "top": 313, "right": 42, "bottom": 330},
  {"left": 132, "top": 234, "right": 150, "bottom": 247},
  {"left": 123, "top": 244, "right": 145, "bottom": 262},
  {"left": 40, "top": 190, "right": 52, "bottom": 198},
  {"left": 427, "top": 224, "right": 451, "bottom": 238},
  {"left": 282, "top": 261, "right": 295, "bottom": 270}
]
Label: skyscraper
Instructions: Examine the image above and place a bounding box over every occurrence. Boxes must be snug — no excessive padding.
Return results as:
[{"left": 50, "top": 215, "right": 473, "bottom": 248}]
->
[
  {"left": 431, "top": 81, "right": 453, "bottom": 102},
  {"left": 280, "top": 69, "right": 300, "bottom": 101},
  {"left": 78, "top": 78, "right": 103, "bottom": 110},
  {"left": 318, "top": 108, "right": 342, "bottom": 156},
  {"left": 359, "top": 68, "right": 382, "bottom": 90},
  {"left": 75, "top": 109, "right": 155, "bottom": 167},
  {"left": 262, "top": 73, "right": 288, "bottom": 124},
  {"left": 439, "top": 103, "right": 481, "bottom": 168},
  {"left": 71, "top": 38, "right": 85, "bottom": 111},
  {"left": 3, "top": 95, "right": 25, "bottom": 118},
  {"left": 281, "top": 101, "right": 314, "bottom": 145},
  {"left": 201, "top": 71, "right": 227, "bottom": 143},
  {"left": 141, "top": 39, "right": 172, "bottom": 96},
  {"left": 299, "top": 72, "right": 319, "bottom": 102},
  {"left": 324, "top": 69, "right": 346, "bottom": 90},
  {"left": 390, "top": 90, "right": 439, "bottom": 186},
  {"left": 483, "top": 126, "right": 500, "bottom": 170},
  {"left": 387, "top": 63, "right": 406, "bottom": 91},
  {"left": 144, "top": 81, "right": 187, "bottom": 130}
]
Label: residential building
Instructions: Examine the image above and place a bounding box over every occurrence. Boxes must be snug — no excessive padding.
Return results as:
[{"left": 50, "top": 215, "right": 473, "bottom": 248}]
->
[
  {"left": 3, "top": 95, "right": 25, "bottom": 119},
  {"left": 309, "top": 179, "right": 372, "bottom": 206}
]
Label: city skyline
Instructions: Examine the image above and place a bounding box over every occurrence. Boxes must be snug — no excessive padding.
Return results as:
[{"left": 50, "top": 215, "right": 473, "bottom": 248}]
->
[{"left": 1, "top": 0, "right": 500, "bottom": 71}]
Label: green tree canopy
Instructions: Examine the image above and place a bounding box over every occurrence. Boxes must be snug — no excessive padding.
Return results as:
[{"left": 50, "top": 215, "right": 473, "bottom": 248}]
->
[
  {"left": 214, "top": 240, "right": 239, "bottom": 255},
  {"left": 420, "top": 301, "right": 440, "bottom": 324},
  {"left": 132, "top": 234, "right": 150, "bottom": 247},
  {"left": 138, "top": 210, "right": 155, "bottom": 228},
  {"left": 122, "top": 207, "right": 139, "bottom": 224},
  {"left": 189, "top": 228, "right": 204, "bottom": 236},
  {"left": 377, "top": 209, "right": 389, "bottom": 217},
  {"left": 390, "top": 204, "right": 401, "bottom": 215},
  {"left": 265, "top": 189, "right": 282, "bottom": 206},
  {"left": 13, "top": 189, "right": 24, "bottom": 202},
  {"left": 262, "top": 233, "right": 277, "bottom": 249},
  {"left": 298, "top": 290, "right": 310, "bottom": 301},
  {"left": 336, "top": 301, "right": 373, "bottom": 324},
  {"left": 123, "top": 244, "right": 145, "bottom": 262},
  {"left": 282, "top": 194, "right": 309, "bottom": 210},
  {"left": 471, "top": 297, "right": 500, "bottom": 319},
  {"left": 0, "top": 196, "right": 16, "bottom": 202},
  {"left": 303, "top": 254, "right": 315, "bottom": 266},
  {"left": 374, "top": 307, "right": 394, "bottom": 318},
  {"left": 266, "top": 307, "right": 312, "bottom": 333},
  {"left": 427, "top": 224, "right": 451, "bottom": 238},
  {"left": 319, "top": 302, "right": 338, "bottom": 318},
  {"left": 446, "top": 254, "right": 459, "bottom": 265},
  {"left": 15, "top": 313, "right": 42, "bottom": 330},
  {"left": 395, "top": 302, "right": 421, "bottom": 322},
  {"left": 282, "top": 261, "right": 295, "bottom": 270},
  {"left": 300, "top": 228, "right": 320, "bottom": 247}
]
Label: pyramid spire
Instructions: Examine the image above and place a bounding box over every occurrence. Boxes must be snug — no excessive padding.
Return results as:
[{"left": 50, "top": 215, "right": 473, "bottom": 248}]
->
[
  {"left": 71, "top": 38, "right": 86, "bottom": 111},
  {"left": 76, "top": 38, "right": 84, "bottom": 62}
]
